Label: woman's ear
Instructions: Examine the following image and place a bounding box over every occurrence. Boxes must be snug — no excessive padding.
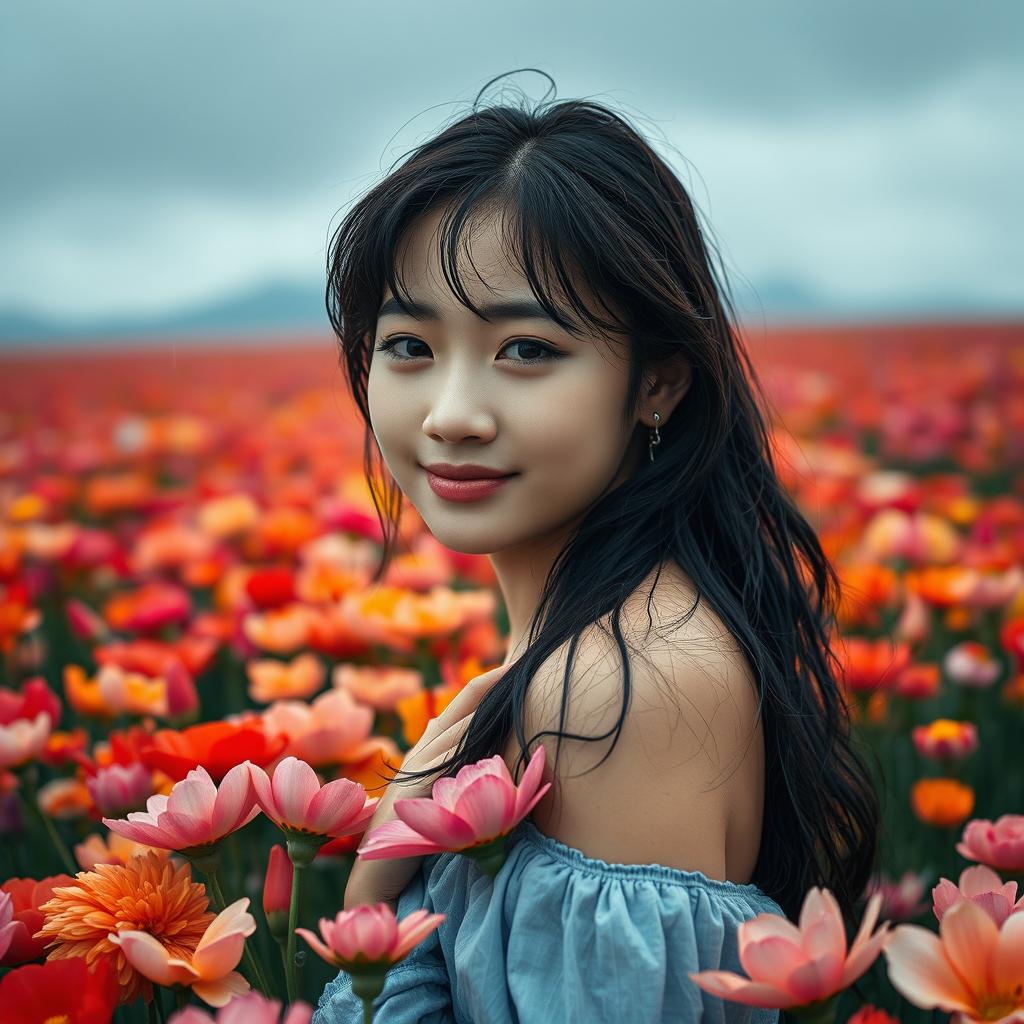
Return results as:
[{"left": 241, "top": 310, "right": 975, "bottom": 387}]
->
[{"left": 641, "top": 356, "right": 691, "bottom": 427}]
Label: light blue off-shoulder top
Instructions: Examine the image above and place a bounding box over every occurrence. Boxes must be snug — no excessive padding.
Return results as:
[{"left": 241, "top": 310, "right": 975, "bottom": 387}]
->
[{"left": 312, "top": 816, "right": 786, "bottom": 1024}]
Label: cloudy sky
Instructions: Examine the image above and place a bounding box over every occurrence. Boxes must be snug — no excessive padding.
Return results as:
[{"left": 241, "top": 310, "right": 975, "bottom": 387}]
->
[{"left": 2, "top": 0, "right": 1021, "bottom": 337}]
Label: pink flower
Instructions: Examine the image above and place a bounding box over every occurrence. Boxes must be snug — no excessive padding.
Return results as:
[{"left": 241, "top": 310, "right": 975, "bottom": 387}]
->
[
  {"left": 957, "top": 814, "right": 1024, "bottom": 873},
  {"left": 688, "top": 888, "right": 891, "bottom": 1010},
  {"left": 262, "top": 688, "right": 380, "bottom": 767},
  {"left": 102, "top": 762, "right": 260, "bottom": 853},
  {"left": 863, "top": 869, "right": 932, "bottom": 922},
  {"left": 169, "top": 992, "right": 312, "bottom": 1024},
  {"left": 296, "top": 903, "right": 444, "bottom": 969},
  {"left": 356, "top": 746, "right": 550, "bottom": 864},
  {"left": 883, "top": 899, "right": 1024, "bottom": 1022},
  {"left": 944, "top": 641, "right": 1002, "bottom": 689},
  {"left": 86, "top": 762, "right": 153, "bottom": 816},
  {"left": 932, "top": 864, "right": 1024, "bottom": 926},
  {"left": 0, "top": 711, "right": 52, "bottom": 769},
  {"left": 249, "top": 757, "right": 378, "bottom": 840},
  {"left": 110, "top": 897, "right": 256, "bottom": 1007}
]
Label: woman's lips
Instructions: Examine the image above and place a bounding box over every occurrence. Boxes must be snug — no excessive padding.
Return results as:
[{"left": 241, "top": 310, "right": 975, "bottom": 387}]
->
[{"left": 423, "top": 468, "right": 518, "bottom": 502}]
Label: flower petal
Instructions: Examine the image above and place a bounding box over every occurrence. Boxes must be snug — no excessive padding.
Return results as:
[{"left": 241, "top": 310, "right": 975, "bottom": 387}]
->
[
  {"left": 450, "top": 774, "right": 516, "bottom": 837},
  {"left": 883, "top": 924, "right": 976, "bottom": 1013},
  {"left": 270, "top": 758, "right": 320, "bottom": 828},
  {"left": 393, "top": 797, "right": 477, "bottom": 846},
  {"left": 111, "top": 930, "right": 197, "bottom": 987}
]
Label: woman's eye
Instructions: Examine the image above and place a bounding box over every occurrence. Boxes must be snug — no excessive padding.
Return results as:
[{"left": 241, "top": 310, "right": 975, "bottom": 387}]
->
[{"left": 374, "top": 336, "right": 563, "bottom": 365}]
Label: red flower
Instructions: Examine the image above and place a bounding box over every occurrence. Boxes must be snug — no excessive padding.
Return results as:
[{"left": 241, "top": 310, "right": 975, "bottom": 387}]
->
[
  {"left": 245, "top": 566, "right": 297, "bottom": 609},
  {"left": 847, "top": 1004, "right": 900, "bottom": 1024},
  {"left": 0, "top": 677, "right": 61, "bottom": 727},
  {"left": 94, "top": 634, "right": 218, "bottom": 679},
  {"left": 0, "top": 874, "right": 76, "bottom": 966},
  {"left": 139, "top": 718, "right": 287, "bottom": 782},
  {"left": 0, "top": 955, "right": 119, "bottom": 1023}
]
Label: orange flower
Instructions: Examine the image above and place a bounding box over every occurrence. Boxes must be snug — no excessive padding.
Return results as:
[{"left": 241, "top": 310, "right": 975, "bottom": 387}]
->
[
  {"left": 36, "top": 850, "right": 214, "bottom": 1004},
  {"left": 396, "top": 682, "right": 463, "bottom": 745},
  {"left": 836, "top": 636, "right": 912, "bottom": 693},
  {"left": 246, "top": 652, "right": 325, "bottom": 704},
  {"left": 905, "top": 566, "right": 980, "bottom": 608},
  {"left": 837, "top": 563, "right": 898, "bottom": 629},
  {"left": 911, "top": 778, "right": 975, "bottom": 828},
  {"left": 63, "top": 663, "right": 169, "bottom": 718},
  {"left": 242, "top": 603, "right": 314, "bottom": 654},
  {"left": 139, "top": 718, "right": 288, "bottom": 782},
  {"left": 331, "top": 663, "right": 423, "bottom": 712}
]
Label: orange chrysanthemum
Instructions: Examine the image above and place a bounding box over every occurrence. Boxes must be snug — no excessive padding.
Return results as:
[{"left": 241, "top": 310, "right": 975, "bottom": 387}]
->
[{"left": 35, "top": 850, "right": 214, "bottom": 1004}]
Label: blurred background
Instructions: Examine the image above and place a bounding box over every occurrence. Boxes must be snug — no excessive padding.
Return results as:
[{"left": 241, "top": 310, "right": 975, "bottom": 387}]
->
[{"left": 1, "top": 0, "right": 1022, "bottom": 346}]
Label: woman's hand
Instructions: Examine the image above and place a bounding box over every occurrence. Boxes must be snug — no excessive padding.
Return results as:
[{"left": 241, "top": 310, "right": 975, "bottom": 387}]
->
[{"left": 342, "top": 663, "right": 511, "bottom": 913}]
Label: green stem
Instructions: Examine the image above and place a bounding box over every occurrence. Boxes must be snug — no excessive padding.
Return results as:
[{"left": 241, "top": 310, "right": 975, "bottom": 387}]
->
[
  {"left": 285, "top": 862, "right": 306, "bottom": 1004},
  {"left": 174, "top": 987, "right": 188, "bottom": 1011},
  {"left": 205, "top": 867, "right": 271, "bottom": 996},
  {"left": 17, "top": 770, "right": 77, "bottom": 875}
]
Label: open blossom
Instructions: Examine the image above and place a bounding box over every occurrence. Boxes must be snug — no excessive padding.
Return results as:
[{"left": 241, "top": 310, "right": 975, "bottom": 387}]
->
[
  {"left": 169, "top": 991, "right": 313, "bottom": 1024},
  {"left": 957, "top": 814, "right": 1024, "bottom": 873},
  {"left": 262, "top": 687, "right": 380, "bottom": 767},
  {"left": 297, "top": 903, "right": 445, "bottom": 970},
  {"left": 249, "top": 757, "right": 378, "bottom": 841},
  {"left": 688, "top": 888, "right": 891, "bottom": 1010},
  {"left": 139, "top": 719, "right": 288, "bottom": 782},
  {"left": 911, "top": 719, "right": 978, "bottom": 762},
  {"left": 883, "top": 899, "right": 1024, "bottom": 1023},
  {"left": 111, "top": 897, "right": 256, "bottom": 1007},
  {"left": 933, "top": 864, "right": 1024, "bottom": 926},
  {"left": 0, "top": 711, "right": 52, "bottom": 769},
  {"left": 0, "top": 956, "right": 120, "bottom": 1024},
  {"left": 36, "top": 851, "right": 214, "bottom": 1004},
  {"left": 103, "top": 762, "right": 259, "bottom": 853},
  {"left": 356, "top": 746, "right": 551, "bottom": 868},
  {"left": 331, "top": 663, "right": 423, "bottom": 713}
]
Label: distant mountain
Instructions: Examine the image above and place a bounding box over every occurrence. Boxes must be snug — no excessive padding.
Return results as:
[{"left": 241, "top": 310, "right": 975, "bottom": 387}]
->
[
  {"left": 0, "top": 275, "right": 1019, "bottom": 348},
  {"left": 0, "top": 281, "right": 329, "bottom": 346}
]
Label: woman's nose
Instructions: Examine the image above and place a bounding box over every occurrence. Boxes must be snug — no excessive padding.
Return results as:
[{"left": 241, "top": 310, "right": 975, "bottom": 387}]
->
[{"left": 421, "top": 371, "right": 498, "bottom": 444}]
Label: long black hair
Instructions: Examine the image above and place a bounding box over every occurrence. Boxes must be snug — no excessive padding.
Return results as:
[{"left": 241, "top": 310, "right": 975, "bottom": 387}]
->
[{"left": 325, "top": 69, "right": 880, "bottom": 927}]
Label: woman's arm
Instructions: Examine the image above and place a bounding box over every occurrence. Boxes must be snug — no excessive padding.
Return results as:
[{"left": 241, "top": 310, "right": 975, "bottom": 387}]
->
[{"left": 343, "top": 664, "right": 510, "bottom": 913}]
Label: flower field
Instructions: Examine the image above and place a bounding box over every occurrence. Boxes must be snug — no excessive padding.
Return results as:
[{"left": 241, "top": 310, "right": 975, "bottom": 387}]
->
[{"left": 1, "top": 321, "right": 1023, "bottom": 1024}]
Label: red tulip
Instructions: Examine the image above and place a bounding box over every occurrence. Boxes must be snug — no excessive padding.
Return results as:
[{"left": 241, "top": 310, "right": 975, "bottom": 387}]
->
[{"left": 139, "top": 719, "right": 288, "bottom": 782}]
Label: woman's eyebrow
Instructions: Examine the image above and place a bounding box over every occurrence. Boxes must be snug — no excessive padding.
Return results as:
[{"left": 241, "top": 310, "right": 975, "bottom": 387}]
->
[{"left": 377, "top": 294, "right": 557, "bottom": 323}]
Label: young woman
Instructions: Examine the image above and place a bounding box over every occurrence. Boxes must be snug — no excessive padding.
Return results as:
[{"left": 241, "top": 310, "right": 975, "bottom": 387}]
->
[{"left": 313, "top": 70, "right": 880, "bottom": 1023}]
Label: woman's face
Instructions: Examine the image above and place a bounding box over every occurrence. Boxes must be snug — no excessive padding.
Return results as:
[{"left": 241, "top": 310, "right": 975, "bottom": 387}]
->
[{"left": 367, "top": 206, "right": 646, "bottom": 556}]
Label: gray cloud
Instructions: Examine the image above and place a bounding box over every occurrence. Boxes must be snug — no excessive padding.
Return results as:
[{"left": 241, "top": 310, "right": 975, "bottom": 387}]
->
[{"left": 1, "top": 0, "right": 1021, "bottom": 326}]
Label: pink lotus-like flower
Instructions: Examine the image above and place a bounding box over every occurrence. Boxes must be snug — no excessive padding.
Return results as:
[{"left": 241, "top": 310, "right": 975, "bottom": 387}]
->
[
  {"left": 0, "top": 711, "right": 52, "bottom": 769},
  {"left": 932, "top": 864, "right": 1024, "bottom": 926},
  {"left": 296, "top": 903, "right": 445, "bottom": 970},
  {"left": 688, "top": 888, "right": 891, "bottom": 1010},
  {"left": 103, "top": 762, "right": 260, "bottom": 853},
  {"left": 356, "top": 746, "right": 551, "bottom": 875},
  {"left": 883, "top": 898, "right": 1024, "bottom": 1023},
  {"left": 169, "top": 991, "right": 312, "bottom": 1024},
  {"left": 86, "top": 761, "right": 154, "bottom": 816},
  {"left": 109, "top": 897, "right": 256, "bottom": 1007},
  {"left": 249, "top": 757, "right": 378, "bottom": 841},
  {"left": 957, "top": 814, "right": 1024, "bottom": 873}
]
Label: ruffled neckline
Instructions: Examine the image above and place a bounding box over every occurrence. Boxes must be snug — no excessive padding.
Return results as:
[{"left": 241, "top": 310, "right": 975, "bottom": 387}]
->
[{"left": 509, "top": 816, "right": 776, "bottom": 900}]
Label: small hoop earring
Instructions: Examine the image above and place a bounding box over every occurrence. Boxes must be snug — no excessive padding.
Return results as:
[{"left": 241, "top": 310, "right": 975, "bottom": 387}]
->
[{"left": 648, "top": 411, "right": 661, "bottom": 463}]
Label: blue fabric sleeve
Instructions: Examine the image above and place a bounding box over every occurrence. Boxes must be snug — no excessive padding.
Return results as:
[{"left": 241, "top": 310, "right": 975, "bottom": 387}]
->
[{"left": 313, "top": 818, "right": 786, "bottom": 1024}]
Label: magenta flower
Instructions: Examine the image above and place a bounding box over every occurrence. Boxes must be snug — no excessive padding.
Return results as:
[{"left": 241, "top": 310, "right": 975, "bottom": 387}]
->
[
  {"left": 102, "top": 762, "right": 259, "bottom": 854},
  {"left": 86, "top": 762, "right": 153, "bottom": 816},
  {"left": 356, "top": 746, "right": 551, "bottom": 877}
]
